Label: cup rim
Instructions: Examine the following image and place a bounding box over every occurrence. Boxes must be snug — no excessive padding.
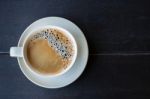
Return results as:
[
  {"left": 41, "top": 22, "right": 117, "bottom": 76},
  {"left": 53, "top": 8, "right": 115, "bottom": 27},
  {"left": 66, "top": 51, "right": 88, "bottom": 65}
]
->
[{"left": 21, "top": 25, "right": 78, "bottom": 77}]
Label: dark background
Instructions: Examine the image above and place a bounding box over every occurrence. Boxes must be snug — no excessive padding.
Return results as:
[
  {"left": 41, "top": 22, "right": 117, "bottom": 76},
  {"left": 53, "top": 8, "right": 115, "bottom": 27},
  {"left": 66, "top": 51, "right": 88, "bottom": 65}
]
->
[{"left": 0, "top": 0, "right": 150, "bottom": 99}]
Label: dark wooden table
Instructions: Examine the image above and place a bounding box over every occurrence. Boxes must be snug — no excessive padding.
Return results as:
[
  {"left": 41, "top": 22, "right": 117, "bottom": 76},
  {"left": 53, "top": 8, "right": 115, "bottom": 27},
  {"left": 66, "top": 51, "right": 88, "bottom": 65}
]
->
[{"left": 0, "top": 0, "right": 150, "bottom": 98}]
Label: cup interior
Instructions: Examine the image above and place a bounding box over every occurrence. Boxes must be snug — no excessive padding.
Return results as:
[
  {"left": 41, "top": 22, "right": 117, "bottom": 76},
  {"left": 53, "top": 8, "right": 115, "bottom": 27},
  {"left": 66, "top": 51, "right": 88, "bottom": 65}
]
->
[{"left": 22, "top": 25, "right": 77, "bottom": 77}]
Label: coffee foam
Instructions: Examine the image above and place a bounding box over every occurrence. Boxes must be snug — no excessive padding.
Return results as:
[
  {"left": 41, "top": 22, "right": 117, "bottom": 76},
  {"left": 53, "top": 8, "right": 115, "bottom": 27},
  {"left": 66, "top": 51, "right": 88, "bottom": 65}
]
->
[{"left": 30, "top": 28, "right": 74, "bottom": 64}]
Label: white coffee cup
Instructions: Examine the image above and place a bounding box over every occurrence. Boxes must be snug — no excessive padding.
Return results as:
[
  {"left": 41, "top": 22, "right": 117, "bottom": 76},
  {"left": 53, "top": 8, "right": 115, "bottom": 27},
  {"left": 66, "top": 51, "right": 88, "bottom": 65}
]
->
[{"left": 10, "top": 25, "right": 77, "bottom": 77}]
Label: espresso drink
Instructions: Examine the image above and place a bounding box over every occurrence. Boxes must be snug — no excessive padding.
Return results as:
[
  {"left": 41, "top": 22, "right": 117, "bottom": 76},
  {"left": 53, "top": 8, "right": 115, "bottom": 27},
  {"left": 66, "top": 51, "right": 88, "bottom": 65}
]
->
[{"left": 26, "top": 28, "right": 75, "bottom": 75}]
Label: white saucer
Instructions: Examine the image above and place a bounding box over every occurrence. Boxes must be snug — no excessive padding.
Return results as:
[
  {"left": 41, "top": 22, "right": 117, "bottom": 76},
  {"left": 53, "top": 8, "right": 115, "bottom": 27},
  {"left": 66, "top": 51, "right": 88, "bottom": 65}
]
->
[{"left": 17, "top": 17, "right": 89, "bottom": 88}]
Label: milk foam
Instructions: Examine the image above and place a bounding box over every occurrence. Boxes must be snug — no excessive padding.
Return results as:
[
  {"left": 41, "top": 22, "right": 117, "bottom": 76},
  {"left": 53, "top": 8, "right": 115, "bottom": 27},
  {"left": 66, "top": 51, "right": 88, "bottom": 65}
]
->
[{"left": 30, "top": 28, "right": 74, "bottom": 61}]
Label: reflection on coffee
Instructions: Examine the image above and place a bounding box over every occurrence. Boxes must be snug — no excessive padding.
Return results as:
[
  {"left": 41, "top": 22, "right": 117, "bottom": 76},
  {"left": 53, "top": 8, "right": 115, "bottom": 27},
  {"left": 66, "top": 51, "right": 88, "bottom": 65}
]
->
[{"left": 26, "top": 28, "right": 75, "bottom": 75}]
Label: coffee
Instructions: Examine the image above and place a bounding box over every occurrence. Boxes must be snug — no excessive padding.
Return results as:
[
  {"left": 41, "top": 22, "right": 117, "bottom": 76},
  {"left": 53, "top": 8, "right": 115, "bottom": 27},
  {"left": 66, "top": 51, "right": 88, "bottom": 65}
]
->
[{"left": 26, "top": 28, "right": 75, "bottom": 75}]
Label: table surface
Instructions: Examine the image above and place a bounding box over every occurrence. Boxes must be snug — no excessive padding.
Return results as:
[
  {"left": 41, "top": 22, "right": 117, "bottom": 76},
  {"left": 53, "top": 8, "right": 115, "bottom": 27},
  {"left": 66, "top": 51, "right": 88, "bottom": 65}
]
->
[{"left": 0, "top": 0, "right": 150, "bottom": 99}]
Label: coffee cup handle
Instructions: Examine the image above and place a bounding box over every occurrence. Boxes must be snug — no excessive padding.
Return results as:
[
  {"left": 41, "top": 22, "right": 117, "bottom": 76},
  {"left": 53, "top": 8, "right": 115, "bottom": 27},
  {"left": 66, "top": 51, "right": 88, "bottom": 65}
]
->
[{"left": 10, "top": 47, "right": 23, "bottom": 57}]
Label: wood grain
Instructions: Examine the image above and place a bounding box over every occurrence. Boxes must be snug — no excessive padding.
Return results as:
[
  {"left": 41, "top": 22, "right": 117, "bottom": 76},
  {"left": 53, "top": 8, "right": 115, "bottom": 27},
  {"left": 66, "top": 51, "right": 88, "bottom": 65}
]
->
[{"left": 0, "top": 0, "right": 150, "bottom": 98}]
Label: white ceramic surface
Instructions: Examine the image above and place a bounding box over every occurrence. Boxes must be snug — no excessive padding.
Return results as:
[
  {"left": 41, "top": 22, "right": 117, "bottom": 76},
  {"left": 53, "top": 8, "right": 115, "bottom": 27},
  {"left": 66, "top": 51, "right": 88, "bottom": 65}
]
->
[
  {"left": 17, "top": 17, "right": 89, "bottom": 88},
  {"left": 11, "top": 26, "right": 78, "bottom": 77}
]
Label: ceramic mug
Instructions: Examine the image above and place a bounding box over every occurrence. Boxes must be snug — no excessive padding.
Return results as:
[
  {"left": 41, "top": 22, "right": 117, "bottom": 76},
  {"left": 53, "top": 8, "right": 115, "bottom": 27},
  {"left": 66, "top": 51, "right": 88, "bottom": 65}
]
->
[{"left": 10, "top": 25, "right": 77, "bottom": 77}]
